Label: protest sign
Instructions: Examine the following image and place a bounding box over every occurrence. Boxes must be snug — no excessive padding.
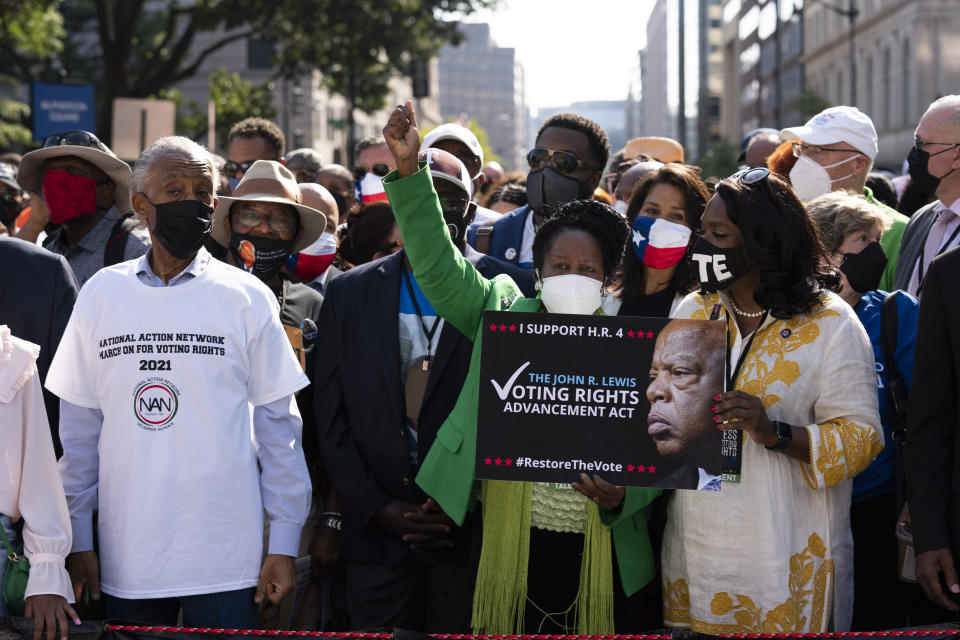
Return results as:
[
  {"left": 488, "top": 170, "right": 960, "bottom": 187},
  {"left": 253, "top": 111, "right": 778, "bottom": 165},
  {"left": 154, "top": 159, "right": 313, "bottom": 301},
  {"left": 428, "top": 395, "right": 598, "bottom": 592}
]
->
[{"left": 477, "top": 311, "right": 729, "bottom": 490}]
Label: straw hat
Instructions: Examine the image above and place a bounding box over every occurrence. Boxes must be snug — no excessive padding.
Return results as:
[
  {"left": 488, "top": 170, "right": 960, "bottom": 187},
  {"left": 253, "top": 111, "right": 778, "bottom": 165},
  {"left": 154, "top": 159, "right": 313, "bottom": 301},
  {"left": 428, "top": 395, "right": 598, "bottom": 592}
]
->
[{"left": 624, "top": 137, "right": 685, "bottom": 163}]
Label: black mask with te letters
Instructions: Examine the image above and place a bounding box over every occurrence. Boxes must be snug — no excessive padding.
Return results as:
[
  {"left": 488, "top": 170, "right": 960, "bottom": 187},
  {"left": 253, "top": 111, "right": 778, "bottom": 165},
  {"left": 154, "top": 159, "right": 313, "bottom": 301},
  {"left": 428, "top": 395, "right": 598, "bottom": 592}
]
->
[{"left": 690, "top": 237, "right": 751, "bottom": 292}]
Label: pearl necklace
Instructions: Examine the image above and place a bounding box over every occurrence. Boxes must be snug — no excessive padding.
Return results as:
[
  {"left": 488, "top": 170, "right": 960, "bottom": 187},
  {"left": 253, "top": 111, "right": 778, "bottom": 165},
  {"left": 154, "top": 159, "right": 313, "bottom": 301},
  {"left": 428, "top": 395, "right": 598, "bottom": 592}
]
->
[{"left": 729, "top": 294, "right": 766, "bottom": 318}]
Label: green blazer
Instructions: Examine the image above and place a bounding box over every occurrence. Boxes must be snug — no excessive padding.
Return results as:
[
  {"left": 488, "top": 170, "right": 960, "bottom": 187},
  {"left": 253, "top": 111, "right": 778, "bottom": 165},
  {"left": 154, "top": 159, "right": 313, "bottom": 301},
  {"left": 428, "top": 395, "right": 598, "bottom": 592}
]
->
[{"left": 383, "top": 165, "right": 659, "bottom": 595}]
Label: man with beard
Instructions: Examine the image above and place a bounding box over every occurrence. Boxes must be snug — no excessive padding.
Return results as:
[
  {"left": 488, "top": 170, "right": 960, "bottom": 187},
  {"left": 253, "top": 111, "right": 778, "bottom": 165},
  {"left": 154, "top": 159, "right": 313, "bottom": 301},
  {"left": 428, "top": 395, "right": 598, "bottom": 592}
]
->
[
  {"left": 467, "top": 113, "right": 609, "bottom": 266},
  {"left": 47, "top": 137, "right": 310, "bottom": 628}
]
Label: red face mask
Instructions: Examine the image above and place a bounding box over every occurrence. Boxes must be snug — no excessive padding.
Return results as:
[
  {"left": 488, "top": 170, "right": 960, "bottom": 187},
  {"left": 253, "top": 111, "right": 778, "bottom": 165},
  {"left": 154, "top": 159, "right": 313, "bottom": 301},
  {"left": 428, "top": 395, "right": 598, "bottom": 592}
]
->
[{"left": 42, "top": 169, "right": 99, "bottom": 223}]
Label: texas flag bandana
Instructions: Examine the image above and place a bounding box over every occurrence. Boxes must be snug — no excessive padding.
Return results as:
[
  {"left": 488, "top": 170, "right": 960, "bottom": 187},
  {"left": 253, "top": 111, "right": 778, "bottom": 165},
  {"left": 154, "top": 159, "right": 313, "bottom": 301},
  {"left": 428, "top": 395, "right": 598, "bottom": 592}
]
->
[
  {"left": 355, "top": 172, "right": 388, "bottom": 205},
  {"left": 631, "top": 216, "right": 691, "bottom": 269}
]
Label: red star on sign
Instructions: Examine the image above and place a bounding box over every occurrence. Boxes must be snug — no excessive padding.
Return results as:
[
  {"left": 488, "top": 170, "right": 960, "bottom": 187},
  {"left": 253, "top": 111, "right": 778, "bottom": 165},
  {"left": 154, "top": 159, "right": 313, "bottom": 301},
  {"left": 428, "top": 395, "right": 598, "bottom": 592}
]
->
[
  {"left": 627, "top": 330, "right": 634, "bottom": 338},
  {"left": 509, "top": 325, "right": 517, "bottom": 332},
  {"left": 626, "top": 464, "right": 634, "bottom": 472},
  {"left": 646, "top": 331, "right": 655, "bottom": 338},
  {"left": 636, "top": 330, "right": 644, "bottom": 337},
  {"left": 505, "top": 458, "right": 513, "bottom": 466},
  {"left": 489, "top": 324, "right": 498, "bottom": 331},
  {"left": 484, "top": 457, "right": 492, "bottom": 465},
  {"left": 637, "top": 465, "right": 645, "bottom": 472},
  {"left": 494, "top": 457, "right": 502, "bottom": 465},
  {"left": 499, "top": 324, "right": 507, "bottom": 332},
  {"left": 648, "top": 465, "right": 656, "bottom": 473}
]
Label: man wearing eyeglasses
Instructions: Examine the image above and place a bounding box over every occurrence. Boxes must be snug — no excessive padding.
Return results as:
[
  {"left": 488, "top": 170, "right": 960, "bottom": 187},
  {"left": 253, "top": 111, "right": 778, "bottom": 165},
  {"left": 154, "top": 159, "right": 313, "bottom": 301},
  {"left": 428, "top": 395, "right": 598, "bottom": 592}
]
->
[
  {"left": 466, "top": 113, "right": 609, "bottom": 268},
  {"left": 781, "top": 106, "right": 908, "bottom": 292},
  {"left": 419, "top": 123, "right": 500, "bottom": 227},
  {"left": 17, "top": 131, "right": 151, "bottom": 288},
  {"left": 225, "top": 117, "right": 286, "bottom": 195},
  {"left": 893, "top": 96, "right": 960, "bottom": 300}
]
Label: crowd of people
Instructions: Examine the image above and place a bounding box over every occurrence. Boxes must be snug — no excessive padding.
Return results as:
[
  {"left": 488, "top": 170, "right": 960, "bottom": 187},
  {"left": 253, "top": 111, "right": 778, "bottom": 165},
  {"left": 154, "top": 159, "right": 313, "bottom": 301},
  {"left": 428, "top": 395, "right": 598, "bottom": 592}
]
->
[{"left": 3, "top": 92, "right": 960, "bottom": 640}]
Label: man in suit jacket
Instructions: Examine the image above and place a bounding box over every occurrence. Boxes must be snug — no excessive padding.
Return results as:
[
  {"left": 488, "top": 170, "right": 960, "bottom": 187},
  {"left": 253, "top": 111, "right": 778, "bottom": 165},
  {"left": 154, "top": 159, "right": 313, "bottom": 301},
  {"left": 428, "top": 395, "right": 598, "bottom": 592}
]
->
[
  {"left": 893, "top": 96, "right": 960, "bottom": 298},
  {"left": 312, "top": 150, "right": 524, "bottom": 632},
  {"left": 466, "top": 112, "right": 610, "bottom": 268},
  {"left": 0, "top": 236, "right": 78, "bottom": 455},
  {"left": 904, "top": 245, "right": 960, "bottom": 613}
]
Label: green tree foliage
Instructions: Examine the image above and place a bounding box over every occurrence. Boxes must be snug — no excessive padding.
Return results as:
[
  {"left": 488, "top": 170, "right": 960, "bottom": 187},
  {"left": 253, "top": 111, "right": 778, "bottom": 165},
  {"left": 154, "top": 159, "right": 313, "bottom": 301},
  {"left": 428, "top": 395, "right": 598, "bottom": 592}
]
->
[
  {"left": 271, "top": 0, "right": 499, "bottom": 165},
  {"left": 421, "top": 118, "right": 502, "bottom": 165},
  {"left": 696, "top": 138, "right": 740, "bottom": 182},
  {"left": 0, "top": 0, "right": 64, "bottom": 148},
  {"left": 798, "top": 89, "right": 830, "bottom": 120}
]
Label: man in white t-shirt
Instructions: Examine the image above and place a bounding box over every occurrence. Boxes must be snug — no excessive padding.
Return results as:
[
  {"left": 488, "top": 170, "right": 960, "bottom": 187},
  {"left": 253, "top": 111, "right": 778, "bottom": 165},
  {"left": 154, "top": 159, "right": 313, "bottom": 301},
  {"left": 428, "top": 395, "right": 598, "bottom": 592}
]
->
[{"left": 46, "top": 136, "right": 311, "bottom": 628}]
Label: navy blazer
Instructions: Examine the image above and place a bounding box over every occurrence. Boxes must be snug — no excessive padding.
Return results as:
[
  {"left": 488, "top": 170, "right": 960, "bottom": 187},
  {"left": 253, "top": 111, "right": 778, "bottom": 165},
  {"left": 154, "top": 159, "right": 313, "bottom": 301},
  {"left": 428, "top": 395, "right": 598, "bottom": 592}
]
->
[
  {"left": 313, "top": 248, "right": 520, "bottom": 566},
  {"left": 0, "top": 237, "right": 78, "bottom": 455},
  {"left": 466, "top": 204, "right": 531, "bottom": 266}
]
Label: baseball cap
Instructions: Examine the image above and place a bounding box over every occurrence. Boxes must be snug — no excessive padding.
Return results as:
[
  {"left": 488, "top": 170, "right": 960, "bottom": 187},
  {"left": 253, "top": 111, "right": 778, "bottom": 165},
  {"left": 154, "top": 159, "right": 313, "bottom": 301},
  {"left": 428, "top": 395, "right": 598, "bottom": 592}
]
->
[
  {"left": 781, "top": 106, "right": 878, "bottom": 160},
  {"left": 420, "top": 123, "right": 483, "bottom": 172},
  {"left": 418, "top": 148, "right": 472, "bottom": 199},
  {"left": 737, "top": 128, "right": 779, "bottom": 164},
  {"left": 0, "top": 163, "right": 21, "bottom": 191}
]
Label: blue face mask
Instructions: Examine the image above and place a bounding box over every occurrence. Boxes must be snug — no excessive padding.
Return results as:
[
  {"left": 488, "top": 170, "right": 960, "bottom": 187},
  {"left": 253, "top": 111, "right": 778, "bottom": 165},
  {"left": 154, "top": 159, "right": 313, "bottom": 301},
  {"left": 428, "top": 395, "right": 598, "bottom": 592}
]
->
[{"left": 227, "top": 177, "right": 243, "bottom": 193}]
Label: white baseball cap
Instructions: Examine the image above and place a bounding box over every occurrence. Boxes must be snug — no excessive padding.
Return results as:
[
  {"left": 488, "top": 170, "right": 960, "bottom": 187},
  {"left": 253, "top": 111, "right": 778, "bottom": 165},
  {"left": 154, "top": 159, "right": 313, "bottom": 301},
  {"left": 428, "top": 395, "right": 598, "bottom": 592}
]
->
[
  {"left": 420, "top": 123, "right": 483, "bottom": 172},
  {"left": 781, "top": 106, "right": 878, "bottom": 160}
]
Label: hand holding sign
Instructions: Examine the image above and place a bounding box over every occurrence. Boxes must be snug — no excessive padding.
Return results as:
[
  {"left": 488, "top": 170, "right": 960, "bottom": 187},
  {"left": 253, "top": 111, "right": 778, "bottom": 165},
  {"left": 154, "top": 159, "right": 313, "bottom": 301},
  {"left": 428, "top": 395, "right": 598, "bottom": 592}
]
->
[
  {"left": 383, "top": 100, "right": 421, "bottom": 179},
  {"left": 572, "top": 473, "right": 625, "bottom": 509}
]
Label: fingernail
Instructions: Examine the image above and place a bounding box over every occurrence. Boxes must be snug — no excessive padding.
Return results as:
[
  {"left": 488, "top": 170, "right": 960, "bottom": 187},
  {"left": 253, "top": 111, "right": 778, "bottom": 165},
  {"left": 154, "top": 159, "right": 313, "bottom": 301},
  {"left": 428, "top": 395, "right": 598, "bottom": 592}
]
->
[
  {"left": 713, "top": 394, "right": 722, "bottom": 401},
  {"left": 713, "top": 416, "right": 721, "bottom": 422},
  {"left": 711, "top": 406, "right": 718, "bottom": 413},
  {"left": 715, "top": 425, "right": 723, "bottom": 430}
]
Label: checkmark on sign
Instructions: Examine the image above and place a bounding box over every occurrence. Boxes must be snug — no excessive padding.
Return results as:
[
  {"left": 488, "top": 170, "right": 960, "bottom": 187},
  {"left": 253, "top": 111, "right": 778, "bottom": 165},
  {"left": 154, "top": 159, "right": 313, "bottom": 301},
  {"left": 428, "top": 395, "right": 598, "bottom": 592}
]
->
[{"left": 490, "top": 361, "right": 532, "bottom": 400}]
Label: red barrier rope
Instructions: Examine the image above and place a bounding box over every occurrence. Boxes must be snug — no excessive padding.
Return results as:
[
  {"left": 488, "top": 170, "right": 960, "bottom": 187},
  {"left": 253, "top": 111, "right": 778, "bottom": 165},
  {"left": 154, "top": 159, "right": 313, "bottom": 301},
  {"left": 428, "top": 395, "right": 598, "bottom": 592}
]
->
[{"left": 103, "top": 625, "right": 960, "bottom": 639}]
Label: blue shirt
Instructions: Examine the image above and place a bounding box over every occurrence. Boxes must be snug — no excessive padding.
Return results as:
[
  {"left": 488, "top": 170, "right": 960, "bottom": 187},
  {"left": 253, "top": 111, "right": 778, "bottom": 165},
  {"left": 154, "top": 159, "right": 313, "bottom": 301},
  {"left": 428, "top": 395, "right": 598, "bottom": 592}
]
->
[{"left": 852, "top": 290, "right": 918, "bottom": 504}]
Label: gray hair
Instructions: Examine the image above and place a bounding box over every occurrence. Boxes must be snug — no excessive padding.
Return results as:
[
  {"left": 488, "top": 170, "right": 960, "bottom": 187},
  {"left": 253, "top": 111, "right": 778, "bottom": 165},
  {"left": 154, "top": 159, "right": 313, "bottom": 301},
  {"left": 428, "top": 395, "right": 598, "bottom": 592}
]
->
[
  {"left": 806, "top": 190, "right": 891, "bottom": 254},
  {"left": 923, "top": 95, "right": 960, "bottom": 132},
  {"left": 132, "top": 136, "right": 219, "bottom": 194}
]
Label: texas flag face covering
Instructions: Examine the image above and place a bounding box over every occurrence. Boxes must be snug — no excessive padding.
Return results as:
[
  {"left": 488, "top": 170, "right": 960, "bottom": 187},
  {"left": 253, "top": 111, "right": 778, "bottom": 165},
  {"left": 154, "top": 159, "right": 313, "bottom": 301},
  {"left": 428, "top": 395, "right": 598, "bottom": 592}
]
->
[
  {"left": 285, "top": 231, "right": 337, "bottom": 283},
  {"left": 631, "top": 216, "right": 692, "bottom": 269},
  {"left": 355, "top": 172, "right": 388, "bottom": 205}
]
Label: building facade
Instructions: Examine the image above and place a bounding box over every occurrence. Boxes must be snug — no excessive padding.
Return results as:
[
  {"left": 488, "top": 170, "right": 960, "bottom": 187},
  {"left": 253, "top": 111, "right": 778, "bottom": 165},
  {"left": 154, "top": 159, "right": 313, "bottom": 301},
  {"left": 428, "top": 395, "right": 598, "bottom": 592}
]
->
[
  {"left": 641, "top": 0, "right": 723, "bottom": 163},
  {"left": 436, "top": 23, "right": 527, "bottom": 171},
  {"left": 804, "top": 0, "right": 960, "bottom": 169},
  {"left": 719, "top": 0, "right": 804, "bottom": 144}
]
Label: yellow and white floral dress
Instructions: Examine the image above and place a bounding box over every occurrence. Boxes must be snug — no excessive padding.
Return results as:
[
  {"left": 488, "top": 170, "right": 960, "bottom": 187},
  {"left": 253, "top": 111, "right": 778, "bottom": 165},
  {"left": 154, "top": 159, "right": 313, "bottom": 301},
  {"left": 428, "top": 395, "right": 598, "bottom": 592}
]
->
[{"left": 662, "top": 290, "right": 882, "bottom": 633}]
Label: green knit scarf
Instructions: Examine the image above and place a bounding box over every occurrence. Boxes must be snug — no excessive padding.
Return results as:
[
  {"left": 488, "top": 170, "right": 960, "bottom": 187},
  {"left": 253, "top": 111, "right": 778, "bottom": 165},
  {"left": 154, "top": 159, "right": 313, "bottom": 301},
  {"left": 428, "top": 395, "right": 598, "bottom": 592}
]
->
[{"left": 471, "top": 479, "right": 615, "bottom": 635}]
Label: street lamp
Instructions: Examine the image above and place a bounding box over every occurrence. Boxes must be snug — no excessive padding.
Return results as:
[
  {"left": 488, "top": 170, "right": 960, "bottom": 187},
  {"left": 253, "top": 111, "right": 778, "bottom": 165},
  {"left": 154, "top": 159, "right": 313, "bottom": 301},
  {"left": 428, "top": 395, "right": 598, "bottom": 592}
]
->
[{"left": 810, "top": 0, "right": 859, "bottom": 104}]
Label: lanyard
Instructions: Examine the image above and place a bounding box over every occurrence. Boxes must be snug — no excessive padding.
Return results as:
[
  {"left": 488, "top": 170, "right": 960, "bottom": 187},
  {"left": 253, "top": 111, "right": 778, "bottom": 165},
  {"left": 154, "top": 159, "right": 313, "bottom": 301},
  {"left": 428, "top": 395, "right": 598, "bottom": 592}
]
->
[
  {"left": 725, "top": 310, "right": 768, "bottom": 391},
  {"left": 917, "top": 216, "right": 960, "bottom": 295},
  {"left": 403, "top": 271, "right": 441, "bottom": 371}
]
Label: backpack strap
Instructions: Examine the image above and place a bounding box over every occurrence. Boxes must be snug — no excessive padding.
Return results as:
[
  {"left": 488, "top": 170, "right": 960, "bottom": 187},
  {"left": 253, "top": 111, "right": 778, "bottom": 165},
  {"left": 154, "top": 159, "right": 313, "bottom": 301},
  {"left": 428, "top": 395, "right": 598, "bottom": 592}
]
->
[
  {"left": 104, "top": 212, "right": 139, "bottom": 266},
  {"left": 881, "top": 291, "right": 909, "bottom": 512}
]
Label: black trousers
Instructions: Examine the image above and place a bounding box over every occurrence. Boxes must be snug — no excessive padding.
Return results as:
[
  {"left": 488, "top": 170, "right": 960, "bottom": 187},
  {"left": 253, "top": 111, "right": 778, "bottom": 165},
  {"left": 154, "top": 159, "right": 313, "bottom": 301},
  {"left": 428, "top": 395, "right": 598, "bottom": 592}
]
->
[
  {"left": 345, "top": 551, "right": 474, "bottom": 633},
  {"left": 851, "top": 491, "right": 951, "bottom": 629}
]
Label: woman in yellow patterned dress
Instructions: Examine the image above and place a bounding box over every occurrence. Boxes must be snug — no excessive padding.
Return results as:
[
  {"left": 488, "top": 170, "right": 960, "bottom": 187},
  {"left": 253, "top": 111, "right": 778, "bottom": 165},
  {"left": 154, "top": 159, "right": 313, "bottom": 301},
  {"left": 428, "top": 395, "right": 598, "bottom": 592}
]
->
[{"left": 662, "top": 167, "right": 883, "bottom": 632}]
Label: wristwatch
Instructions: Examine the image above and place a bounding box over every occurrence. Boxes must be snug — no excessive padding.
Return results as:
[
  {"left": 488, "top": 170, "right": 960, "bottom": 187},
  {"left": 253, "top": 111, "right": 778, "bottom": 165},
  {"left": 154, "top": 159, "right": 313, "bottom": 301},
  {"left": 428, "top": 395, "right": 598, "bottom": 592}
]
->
[{"left": 765, "top": 420, "right": 792, "bottom": 451}]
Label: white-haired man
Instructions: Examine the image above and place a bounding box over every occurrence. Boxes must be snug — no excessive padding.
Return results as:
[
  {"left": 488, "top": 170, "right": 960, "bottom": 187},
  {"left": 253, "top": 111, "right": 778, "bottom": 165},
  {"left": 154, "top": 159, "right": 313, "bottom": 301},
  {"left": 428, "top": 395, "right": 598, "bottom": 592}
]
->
[
  {"left": 46, "top": 136, "right": 311, "bottom": 628},
  {"left": 781, "top": 106, "right": 909, "bottom": 291}
]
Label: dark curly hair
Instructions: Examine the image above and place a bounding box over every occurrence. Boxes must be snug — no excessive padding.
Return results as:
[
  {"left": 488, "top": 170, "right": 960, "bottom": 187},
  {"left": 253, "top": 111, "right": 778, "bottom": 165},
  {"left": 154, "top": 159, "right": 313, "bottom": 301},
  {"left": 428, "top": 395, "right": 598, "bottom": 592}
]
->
[
  {"left": 620, "top": 164, "right": 709, "bottom": 302},
  {"left": 338, "top": 202, "right": 398, "bottom": 266},
  {"left": 714, "top": 172, "right": 839, "bottom": 318},
  {"left": 537, "top": 113, "right": 611, "bottom": 171},
  {"left": 227, "top": 117, "right": 285, "bottom": 159},
  {"left": 532, "top": 199, "right": 629, "bottom": 285}
]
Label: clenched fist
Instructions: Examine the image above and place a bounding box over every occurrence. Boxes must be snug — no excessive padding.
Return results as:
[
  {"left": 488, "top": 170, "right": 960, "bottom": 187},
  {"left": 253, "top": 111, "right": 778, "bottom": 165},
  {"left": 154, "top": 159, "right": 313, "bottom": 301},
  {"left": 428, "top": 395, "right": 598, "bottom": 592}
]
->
[{"left": 383, "top": 101, "right": 422, "bottom": 178}]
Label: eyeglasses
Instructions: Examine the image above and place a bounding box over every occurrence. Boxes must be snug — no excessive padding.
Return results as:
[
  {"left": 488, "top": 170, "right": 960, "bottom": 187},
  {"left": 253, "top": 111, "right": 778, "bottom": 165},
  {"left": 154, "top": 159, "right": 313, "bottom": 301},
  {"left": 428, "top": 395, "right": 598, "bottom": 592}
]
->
[
  {"left": 439, "top": 196, "right": 470, "bottom": 213},
  {"left": 293, "top": 170, "right": 318, "bottom": 183},
  {"left": 727, "top": 167, "right": 770, "bottom": 185},
  {"left": 527, "top": 148, "right": 597, "bottom": 175},
  {"left": 232, "top": 207, "right": 298, "bottom": 234},
  {"left": 223, "top": 160, "right": 256, "bottom": 176},
  {"left": 42, "top": 130, "right": 109, "bottom": 152},
  {"left": 914, "top": 136, "right": 960, "bottom": 155},
  {"left": 791, "top": 142, "right": 863, "bottom": 159},
  {"left": 353, "top": 164, "right": 390, "bottom": 180}
]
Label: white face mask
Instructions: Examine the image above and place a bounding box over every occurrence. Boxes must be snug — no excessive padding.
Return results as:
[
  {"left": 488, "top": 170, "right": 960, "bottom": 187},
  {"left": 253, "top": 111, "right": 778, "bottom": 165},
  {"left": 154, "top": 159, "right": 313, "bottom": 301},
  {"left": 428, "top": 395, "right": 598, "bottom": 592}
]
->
[
  {"left": 537, "top": 272, "right": 603, "bottom": 315},
  {"left": 613, "top": 199, "right": 628, "bottom": 216},
  {"left": 788, "top": 154, "right": 857, "bottom": 202}
]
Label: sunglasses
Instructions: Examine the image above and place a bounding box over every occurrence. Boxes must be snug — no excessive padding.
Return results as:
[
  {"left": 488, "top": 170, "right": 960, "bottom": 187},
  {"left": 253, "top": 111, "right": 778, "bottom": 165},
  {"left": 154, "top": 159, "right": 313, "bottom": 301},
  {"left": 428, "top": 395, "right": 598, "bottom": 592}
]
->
[
  {"left": 527, "top": 148, "right": 597, "bottom": 175},
  {"left": 439, "top": 196, "right": 470, "bottom": 214},
  {"left": 42, "top": 130, "right": 109, "bottom": 152},
  {"left": 353, "top": 164, "right": 390, "bottom": 180},
  {"left": 223, "top": 160, "right": 256, "bottom": 176},
  {"left": 232, "top": 208, "right": 298, "bottom": 235},
  {"left": 727, "top": 167, "right": 770, "bottom": 185}
]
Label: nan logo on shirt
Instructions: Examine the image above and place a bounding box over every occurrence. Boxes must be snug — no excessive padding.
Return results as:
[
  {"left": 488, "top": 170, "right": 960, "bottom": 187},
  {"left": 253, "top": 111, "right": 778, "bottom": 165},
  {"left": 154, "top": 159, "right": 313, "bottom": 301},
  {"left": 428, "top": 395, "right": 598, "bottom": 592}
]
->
[{"left": 133, "top": 377, "right": 181, "bottom": 431}]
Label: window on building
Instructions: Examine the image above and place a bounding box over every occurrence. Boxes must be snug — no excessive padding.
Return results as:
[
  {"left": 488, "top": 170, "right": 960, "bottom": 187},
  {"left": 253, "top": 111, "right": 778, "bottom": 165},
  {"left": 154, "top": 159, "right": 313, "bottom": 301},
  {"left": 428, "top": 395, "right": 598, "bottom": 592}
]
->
[
  {"left": 247, "top": 38, "right": 275, "bottom": 70},
  {"left": 902, "top": 38, "right": 911, "bottom": 126},
  {"left": 836, "top": 70, "right": 844, "bottom": 104},
  {"left": 884, "top": 47, "right": 892, "bottom": 130},
  {"left": 866, "top": 55, "right": 873, "bottom": 119}
]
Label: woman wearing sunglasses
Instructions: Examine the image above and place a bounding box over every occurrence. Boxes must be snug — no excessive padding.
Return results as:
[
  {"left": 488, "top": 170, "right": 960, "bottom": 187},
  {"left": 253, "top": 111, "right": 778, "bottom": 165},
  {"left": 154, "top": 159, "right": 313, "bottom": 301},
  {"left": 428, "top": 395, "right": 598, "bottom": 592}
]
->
[
  {"left": 660, "top": 167, "right": 882, "bottom": 632},
  {"left": 381, "top": 102, "right": 661, "bottom": 634}
]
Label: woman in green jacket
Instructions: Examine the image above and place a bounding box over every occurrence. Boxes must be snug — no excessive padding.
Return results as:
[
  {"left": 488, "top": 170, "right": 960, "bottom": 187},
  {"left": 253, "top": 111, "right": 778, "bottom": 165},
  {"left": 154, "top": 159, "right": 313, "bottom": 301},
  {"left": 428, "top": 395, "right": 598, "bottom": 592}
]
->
[{"left": 381, "top": 102, "right": 661, "bottom": 634}]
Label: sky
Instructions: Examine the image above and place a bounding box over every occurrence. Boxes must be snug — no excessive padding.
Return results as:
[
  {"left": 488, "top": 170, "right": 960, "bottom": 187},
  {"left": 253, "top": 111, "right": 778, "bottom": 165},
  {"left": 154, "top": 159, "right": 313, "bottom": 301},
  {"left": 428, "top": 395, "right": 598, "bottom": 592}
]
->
[{"left": 460, "top": 0, "right": 656, "bottom": 114}]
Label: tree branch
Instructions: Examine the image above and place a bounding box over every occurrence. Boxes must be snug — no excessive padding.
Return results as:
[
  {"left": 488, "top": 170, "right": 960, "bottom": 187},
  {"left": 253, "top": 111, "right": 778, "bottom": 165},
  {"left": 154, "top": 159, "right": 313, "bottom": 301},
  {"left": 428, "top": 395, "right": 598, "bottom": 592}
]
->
[{"left": 167, "top": 28, "right": 258, "bottom": 86}]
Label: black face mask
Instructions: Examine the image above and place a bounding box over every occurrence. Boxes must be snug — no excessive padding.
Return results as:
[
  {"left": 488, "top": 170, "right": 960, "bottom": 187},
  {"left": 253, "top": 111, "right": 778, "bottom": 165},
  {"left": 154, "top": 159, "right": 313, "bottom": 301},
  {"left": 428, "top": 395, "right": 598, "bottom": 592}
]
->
[
  {"left": 690, "top": 236, "right": 751, "bottom": 292},
  {"left": 840, "top": 241, "right": 887, "bottom": 294},
  {"left": 907, "top": 145, "right": 956, "bottom": 195},
  {"left": 527, "top": 168, "right": 582, "bottom": 218},
  {"left": 229, "top": 232, "right": 294, "bottom": 282},
  {"left": 150, "top": 199, "right": 213, "bottom": 260},
  {"left": 331, "top": 190, "right": 348, "bottom": 222},
  {"left": 0, "top": 195, "right": 23, "bottom": 226}
]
